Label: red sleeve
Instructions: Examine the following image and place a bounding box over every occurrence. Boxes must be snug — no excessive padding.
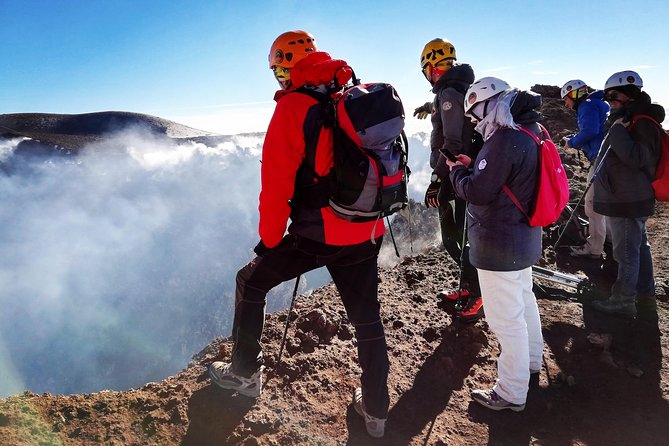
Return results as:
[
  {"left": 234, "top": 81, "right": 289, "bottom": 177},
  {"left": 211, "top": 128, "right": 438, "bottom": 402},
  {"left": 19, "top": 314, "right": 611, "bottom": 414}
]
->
[{"left": 258, "top": 95, "right": 309, "bottom": 248}]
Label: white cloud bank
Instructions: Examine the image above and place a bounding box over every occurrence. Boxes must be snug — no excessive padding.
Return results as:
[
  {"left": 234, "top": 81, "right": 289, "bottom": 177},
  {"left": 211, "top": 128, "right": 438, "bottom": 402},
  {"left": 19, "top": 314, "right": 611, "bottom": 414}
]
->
[{"left": 0, "top": 128, "right": 435, "bottom": 397}]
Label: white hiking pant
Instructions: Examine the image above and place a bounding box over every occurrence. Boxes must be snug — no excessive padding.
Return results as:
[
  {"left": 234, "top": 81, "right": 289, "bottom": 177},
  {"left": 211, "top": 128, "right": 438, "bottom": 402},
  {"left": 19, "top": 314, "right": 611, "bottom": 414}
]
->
[
  {"left": 477, "top": 267, "right": 544, "bottom": 405},
  {"left": 585, "top": 163, "right": 607, "bottom": 255}
]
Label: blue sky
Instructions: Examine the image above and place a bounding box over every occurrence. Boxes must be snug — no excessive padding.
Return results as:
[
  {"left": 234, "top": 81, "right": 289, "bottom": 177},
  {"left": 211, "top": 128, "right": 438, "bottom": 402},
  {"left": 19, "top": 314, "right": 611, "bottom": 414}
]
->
[{"left": 2, "top": 0, "right": 668, "bottom": 134}]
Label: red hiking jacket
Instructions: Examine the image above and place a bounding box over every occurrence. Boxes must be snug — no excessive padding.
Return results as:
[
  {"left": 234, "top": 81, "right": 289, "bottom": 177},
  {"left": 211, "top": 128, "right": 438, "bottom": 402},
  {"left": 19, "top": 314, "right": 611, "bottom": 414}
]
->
[{"left": 258, "top": 52, "right": 386, "bottom": 248}]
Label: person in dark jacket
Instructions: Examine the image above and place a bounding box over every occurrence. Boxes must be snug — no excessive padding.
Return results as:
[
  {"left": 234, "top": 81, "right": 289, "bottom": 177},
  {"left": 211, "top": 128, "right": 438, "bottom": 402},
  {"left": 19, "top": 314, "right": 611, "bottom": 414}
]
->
[
  {"left": 560, "top": 80, "right": 610, "bottom": 258},
  {"left": 208, "top": 31, "right": 389, "bottom": 438},
  {"left": 447, "top": 77, "right": 544, "bottom": 412},
  {"left": 591, "top": 70, "right": 664, "bottom": 318},
  {"left": 415, "top": 38, "right": 483, "bottom": 321}
]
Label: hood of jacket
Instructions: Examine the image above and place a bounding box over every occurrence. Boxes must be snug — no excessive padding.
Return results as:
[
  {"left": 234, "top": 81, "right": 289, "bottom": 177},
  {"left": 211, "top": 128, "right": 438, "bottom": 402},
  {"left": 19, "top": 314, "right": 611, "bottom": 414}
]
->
[
  {"left": 607, "top": 91, "right": 666, "bottom": 127},
  {"left": 432, "top": 63, "right": 475, "bottom": 95},
  {"left": 510, "top": 90, "right": 543, "bottom": 125},
  {"left": 628, "top": 91, "right": 666, "bottom": 124},
  {"left": 273, "top": 52, "right": 353, "bottom": 101}
]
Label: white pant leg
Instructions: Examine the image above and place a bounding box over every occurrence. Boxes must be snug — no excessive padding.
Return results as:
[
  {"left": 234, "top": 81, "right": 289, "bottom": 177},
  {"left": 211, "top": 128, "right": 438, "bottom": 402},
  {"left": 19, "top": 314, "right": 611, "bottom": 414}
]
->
[
  {"left": 520, "top": 268, "right": 544, "bottom": 371},
  {"left": 585, "top": 164, "right": 606, "bottom": 255},
  {"left": 477, "top": 268, "right": 535, "bottom": 404}
]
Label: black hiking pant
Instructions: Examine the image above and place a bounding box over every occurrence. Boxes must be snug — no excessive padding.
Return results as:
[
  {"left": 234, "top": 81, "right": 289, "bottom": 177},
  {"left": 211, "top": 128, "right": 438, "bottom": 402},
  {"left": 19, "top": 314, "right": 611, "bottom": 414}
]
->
[
  {"left": 438, "top": 192, "right": 481, "bottom": 297},
  {"left": 230, "top": 233, "right": 390, "bottom": 418}
]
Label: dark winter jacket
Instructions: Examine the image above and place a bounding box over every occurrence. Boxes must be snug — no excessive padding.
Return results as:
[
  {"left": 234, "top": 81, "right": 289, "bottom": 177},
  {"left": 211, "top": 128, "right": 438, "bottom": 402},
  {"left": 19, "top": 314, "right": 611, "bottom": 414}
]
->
[
  {"left": 593, "top": 91, "right": 665, "bottom": 217},
  {"left": 569, "top": 90, "right": 610, "bottom": 161},
  {"left": 429, "top": 64, "right": 476, "bottom": 179},
  {"left": 259, "top": 52, "right": 385, "bottom": 247},
  {"left": 449, "top": 91, "right": 543, "bottom": 271}
]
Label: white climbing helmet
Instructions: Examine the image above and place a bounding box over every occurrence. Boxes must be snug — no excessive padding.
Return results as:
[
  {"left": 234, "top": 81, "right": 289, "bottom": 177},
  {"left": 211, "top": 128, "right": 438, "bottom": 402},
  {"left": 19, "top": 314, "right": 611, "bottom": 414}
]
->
[
  {"left": 604, "top": 70, "right": 643, "bottom": 90},
  {"left": 561, "top": 79, "right": 587, "bottom": 99},
  {"left": 464, "top": 77, "right": 511, "bottom": 115}
]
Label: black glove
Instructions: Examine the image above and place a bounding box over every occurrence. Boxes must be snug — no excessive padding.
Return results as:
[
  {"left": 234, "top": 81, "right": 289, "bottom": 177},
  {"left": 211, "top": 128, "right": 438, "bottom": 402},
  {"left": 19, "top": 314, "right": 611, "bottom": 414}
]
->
[
  {"left": 253, "top": 240, "right": 271, "bottom": 257},
  {"left": 413, "top": 102, "right": 433, "bottom": 119},
  {"left": 424, "top": 179, "right": 442, "bottom": 208}
]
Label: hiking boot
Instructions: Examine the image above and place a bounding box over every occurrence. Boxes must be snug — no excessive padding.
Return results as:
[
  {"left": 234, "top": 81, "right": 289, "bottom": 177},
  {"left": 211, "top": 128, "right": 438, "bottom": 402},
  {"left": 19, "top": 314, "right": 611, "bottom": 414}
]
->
[
  {"left": 590, "top": 296, "right": 637, "bottom": 319},
  {"left": 438, "top": 289, "right": 470, "bottom": 301},
  {"left": 459, "top": 295, "right": 484, "bottom": 322},
  {"left": 472, "top": 389, "right": 525, "bottom": 412},
  {"left": 568, "top": 245, "right": 602, "bottom": 259},
  {"left": 208, "top": 361, "right": 264, "bottom": 398},
  {"left": 352, "top": 387, "right": 386, "bottom": 438}
]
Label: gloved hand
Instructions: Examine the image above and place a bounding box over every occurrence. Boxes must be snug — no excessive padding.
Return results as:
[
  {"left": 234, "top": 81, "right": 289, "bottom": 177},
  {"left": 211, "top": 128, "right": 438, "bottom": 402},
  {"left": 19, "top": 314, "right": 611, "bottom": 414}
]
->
[
  {"left": 560, "top": 136, "right": 571, "bottom": 149},
  {"left": 413, "top": 102, "right": 433, "bottom": 120},
  {"left": 424, "top": 179, "right": 442, "bottom": 208},
  {"left": 254, "top": 240, "right": 271, "bottom": 257}
]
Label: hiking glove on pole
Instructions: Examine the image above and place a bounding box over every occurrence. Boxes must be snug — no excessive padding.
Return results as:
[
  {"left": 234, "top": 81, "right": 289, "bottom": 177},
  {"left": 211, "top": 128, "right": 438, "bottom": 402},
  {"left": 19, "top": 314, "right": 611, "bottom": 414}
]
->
[{"left": 425, "top": 179, "right": 441, "bottom": 208}]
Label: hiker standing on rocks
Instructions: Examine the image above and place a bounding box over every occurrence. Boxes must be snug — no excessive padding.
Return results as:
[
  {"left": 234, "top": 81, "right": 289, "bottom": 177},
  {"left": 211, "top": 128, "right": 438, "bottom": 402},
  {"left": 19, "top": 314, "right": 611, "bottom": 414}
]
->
[
  {"left": 414, "top": 38, "right": 484, "bottom": 322},
  {"left": 446, "top": 77, "right": 545, "bottom": 412},
  {"left": 560, "top": 80, "right": 610, "bottom": 259},
  {"left": 208, "top": 30, "right": 390, "bottom": 438},
  {"left": 590, "top": 70, "right": 664, "bottom": 318}
]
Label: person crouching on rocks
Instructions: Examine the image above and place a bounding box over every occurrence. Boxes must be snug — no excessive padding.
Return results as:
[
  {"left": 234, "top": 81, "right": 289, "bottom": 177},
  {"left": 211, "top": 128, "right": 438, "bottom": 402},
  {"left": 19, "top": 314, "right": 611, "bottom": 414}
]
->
[{"left": 446, "top": 77, "right": 545, "bottom": 412}]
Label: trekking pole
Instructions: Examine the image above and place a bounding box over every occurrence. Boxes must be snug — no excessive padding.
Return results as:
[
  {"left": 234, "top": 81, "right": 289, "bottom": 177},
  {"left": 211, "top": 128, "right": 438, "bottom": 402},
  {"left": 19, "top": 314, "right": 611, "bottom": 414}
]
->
[
  {"left": 277, "top": 275, "right": 300, "bottom": 363},
  {"left": 453, "top": 204, "right": 469, "bottom": 345},
  {"left": 386, "top": 216, "right": 401, "bottom": 257},
  {"left": 408, "top": 202, "right": 414, "bottom": 254},
  {"left": 554, "top": 144, "right": 613, "bottom": 248}
]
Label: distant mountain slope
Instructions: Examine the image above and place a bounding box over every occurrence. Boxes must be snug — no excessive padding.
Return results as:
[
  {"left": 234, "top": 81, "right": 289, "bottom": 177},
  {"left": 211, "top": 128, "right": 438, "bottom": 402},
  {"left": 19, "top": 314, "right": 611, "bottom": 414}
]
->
[
  {"left": 0, "top": 111, "right": 214, "bottom": 138},
  {"left": 0, "top": 111, "right": 216, "bottom": 151}
]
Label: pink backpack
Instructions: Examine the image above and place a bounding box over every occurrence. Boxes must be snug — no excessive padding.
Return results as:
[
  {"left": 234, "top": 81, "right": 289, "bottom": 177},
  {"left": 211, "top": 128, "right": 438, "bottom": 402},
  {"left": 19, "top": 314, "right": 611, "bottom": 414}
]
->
[{"left": 503, "top": 124, "right": 570, "bottom": 227}]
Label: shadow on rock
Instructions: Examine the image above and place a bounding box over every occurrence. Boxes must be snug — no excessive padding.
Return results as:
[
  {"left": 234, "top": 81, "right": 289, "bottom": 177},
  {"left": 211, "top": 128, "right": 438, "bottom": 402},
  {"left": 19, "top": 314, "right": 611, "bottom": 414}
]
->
[
  {"left": 182, "top": 381, "right": 255, "bottom": 446},
  {"left": 366, "top": 324, "right": 485, "bottom": 445}
]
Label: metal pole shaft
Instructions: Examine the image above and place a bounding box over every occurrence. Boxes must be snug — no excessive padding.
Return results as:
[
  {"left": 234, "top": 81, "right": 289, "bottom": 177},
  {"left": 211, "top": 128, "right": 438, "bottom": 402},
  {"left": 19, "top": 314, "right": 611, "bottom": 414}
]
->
[{"left": 277, "top": 275, "right": 300, "bottom": 363}]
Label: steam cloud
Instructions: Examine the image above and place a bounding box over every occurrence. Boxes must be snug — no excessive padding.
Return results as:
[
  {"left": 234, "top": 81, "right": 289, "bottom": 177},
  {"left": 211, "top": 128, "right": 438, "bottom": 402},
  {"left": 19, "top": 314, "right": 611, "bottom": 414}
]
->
[{"left": 0, "top": 128, "right": 435, "bottom": 396}]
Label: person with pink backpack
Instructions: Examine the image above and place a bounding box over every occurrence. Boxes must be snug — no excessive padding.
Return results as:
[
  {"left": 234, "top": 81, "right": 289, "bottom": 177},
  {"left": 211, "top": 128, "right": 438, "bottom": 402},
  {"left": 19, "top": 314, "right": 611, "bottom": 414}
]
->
[{"left": 447, "top": 77, "right": 546, "bottom": 412}]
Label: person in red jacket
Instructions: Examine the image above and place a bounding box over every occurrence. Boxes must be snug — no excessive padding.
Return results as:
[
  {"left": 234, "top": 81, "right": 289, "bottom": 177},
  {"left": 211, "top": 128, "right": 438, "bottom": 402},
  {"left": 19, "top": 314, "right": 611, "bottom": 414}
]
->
[{"left": 208, "top": 31, "right": 389, "bottom": 439}]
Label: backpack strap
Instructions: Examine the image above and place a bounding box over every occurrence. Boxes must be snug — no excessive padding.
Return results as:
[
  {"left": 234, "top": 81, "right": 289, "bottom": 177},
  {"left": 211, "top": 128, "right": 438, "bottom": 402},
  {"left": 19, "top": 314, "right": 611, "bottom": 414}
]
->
[
  {"left": 501, "top": 125, "right": 543, "bottom": 219},
  {"left": 289, "top": 87, "right": 336, "bottom": 209},
  {"left": 630, "top": 114, "right": 661, "bottom": 128}
]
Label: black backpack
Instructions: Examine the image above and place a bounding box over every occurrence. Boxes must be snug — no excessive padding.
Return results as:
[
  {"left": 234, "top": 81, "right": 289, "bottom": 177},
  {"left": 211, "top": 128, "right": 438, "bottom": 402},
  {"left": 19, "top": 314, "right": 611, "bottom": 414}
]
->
[{"left": 295, "top": 73, "right": 410, "bottom": 222}]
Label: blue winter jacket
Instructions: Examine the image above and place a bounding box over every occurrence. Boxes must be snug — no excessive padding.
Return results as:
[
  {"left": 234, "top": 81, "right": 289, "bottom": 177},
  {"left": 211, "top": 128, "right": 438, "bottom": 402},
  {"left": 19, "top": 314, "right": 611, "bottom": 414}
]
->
[{"left": 568, "top": 90, "right": 609, "bottom": 161}]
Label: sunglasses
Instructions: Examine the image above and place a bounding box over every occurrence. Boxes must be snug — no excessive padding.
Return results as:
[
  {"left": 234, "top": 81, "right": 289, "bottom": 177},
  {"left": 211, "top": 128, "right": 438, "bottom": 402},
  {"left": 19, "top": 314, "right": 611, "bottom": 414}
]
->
[
  {"left": 565, "top": 90, "right": 579, "bottom": 100},
  {"left": 421, "top": 59, "right": 451, "bottom": 79},
  {"left": 604, "top": 91, "right": 625, "bottom": 103}
]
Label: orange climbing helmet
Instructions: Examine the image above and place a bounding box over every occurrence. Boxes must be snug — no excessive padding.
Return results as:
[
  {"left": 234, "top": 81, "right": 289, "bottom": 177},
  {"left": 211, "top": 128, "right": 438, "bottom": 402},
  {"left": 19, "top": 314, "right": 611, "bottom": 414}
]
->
[{"left": 268, "top": 30, "right": 318, "bottom": 69}]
